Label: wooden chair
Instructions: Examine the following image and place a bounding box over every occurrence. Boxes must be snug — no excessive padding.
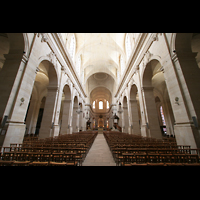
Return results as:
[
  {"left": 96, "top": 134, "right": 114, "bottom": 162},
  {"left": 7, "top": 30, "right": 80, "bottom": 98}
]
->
[
  {"left": 0, "top": 160, "right": 14, "bottom": 166},
  {"left": 113, "top": 148, "right": 127, "bottom": 166},
  {"left": 135, "top": 153, "right": 147, "bottom": 164},
  {"left": 29, "top": 161, "right": 49, "bottom": 166},
  {"left": 63, "top": 153, "right": 78, "bottom": 166},
  {"left": 121, "top": 153, "right": 135, "bottom": 166},
  {"left": 12, "top": 161, "right": 30, "bottom": 166}
]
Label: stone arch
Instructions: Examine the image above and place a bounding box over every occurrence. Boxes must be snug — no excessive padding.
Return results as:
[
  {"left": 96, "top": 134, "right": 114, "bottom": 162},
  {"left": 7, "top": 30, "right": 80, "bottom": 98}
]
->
[
  {"left": 122, "top": 95, "right": 129, "bottom": 133},
  {"left": 130, "top": 84, "right": 141, "bottom": 135},
  {"left": 37, "top": 59, "right": 59, "bottom": 139},
  {"left": 0, "top": 33, "right": 25, "bottom": 119},
  {"left": 37, "top": 56, "right": 59, "bottom": 87},
  {"left": 130, "top": 84, "right": 138, "bottom": 100},
  {"left": 59, "top": 84, "right": 72, "bottom": 135},
  {"left": 141, "top": 59, "right": 163, "bottom": 139},
  {"left": 72, "top": 95, "right": 79, "bottom": 133}
]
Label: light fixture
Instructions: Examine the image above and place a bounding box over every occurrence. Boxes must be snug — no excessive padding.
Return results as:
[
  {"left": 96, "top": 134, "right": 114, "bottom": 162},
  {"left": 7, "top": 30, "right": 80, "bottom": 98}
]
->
[
  {"left": 175, "top": 97, "right": 179, "bottom": 105},
  {"left": 76, "top": 103, "right": 82, "bottom": 114},
  {"left": 118, "top": 102, "right": 123, "bottom": 114}
]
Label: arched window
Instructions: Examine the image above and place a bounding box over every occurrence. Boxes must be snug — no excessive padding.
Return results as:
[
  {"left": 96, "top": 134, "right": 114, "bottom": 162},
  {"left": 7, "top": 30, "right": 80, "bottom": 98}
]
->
[
  {"left": 107, "top": 101, "right": 109, "bottom": 109},
  {"left": 125, "top": 33, "right": 131, "bottom": 62},
  {"left": 160, "top": 106, "right": 166, "bottom": 126},
  {"left": 93, "top": 101, "right": 95, "bottom": 109},
  {"left": 99, "top": 101, "right": 103, "bottom": 109},
  {"left": 120, "top": 55, "right": 125, "bottom": 75},
  {"left": 160, "top": 106, "right": 167, "bottom": 134},
  {"left": 117, "top": 70, "right": 120, "bottom": 85},
  {"left": 76, "top": 54, "right": 81, "bottom": 76},
  {"left": 69, "top": 34, "right": 75, "bottom": 62}
]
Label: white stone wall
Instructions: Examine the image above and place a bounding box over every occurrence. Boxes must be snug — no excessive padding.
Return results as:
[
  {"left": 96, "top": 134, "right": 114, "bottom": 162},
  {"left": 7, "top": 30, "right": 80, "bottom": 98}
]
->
[{"left": 1, "top": 33, "right": 200, "bottom": 149}]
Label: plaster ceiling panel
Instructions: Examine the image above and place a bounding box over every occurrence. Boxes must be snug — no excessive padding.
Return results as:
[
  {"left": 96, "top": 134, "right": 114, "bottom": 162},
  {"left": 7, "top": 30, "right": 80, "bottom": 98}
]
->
[
  {"left": 75, "top": 33, "right": 126, "bottom": 79},
  {"left": 87, "top": 72, "right": 115, "bottom": 96}
]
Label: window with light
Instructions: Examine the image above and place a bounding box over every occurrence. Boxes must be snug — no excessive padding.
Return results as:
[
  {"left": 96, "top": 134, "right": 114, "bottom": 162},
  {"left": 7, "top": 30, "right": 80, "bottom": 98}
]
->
[
  {"left": 107, "top": 101, "right": 109, "bottom": 109},
  {"left": 99, "top": 101, "right": 103, "bottom": 109}
]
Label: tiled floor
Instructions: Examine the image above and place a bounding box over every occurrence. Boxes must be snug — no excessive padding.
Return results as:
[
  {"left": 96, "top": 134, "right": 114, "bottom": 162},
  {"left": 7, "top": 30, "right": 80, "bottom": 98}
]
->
[{"left": 82, "top": 131, "right": 116, "bottom": 166}]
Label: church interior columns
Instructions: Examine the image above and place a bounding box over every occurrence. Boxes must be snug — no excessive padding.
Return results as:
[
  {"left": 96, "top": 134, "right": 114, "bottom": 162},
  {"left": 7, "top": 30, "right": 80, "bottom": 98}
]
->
[
  {"left": 122, "top": 96, "right": 129, "bottom": 133},
  {"left": 129, "top": 84, "right": 141, "bottom": 135},
  {"left": 72, "top": 96, "right": 78, "bottom": 133},
  {"left": 130, "top": 99, "right": 141, "bottom": 135},
  {"left": 1, "top": 33, "right": 200, "bottom": 150},
  {"left": 39, "top": 86, "right": 58, "bottom": 139},
  {"left": 60, "top": 99, "right": 71, "bottom": 134},
  {"left": 142, "top": 87, "right": 162, "bottom": 139}
]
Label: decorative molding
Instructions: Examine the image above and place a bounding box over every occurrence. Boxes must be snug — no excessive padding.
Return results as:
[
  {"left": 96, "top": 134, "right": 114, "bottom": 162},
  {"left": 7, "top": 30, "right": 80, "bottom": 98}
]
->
[
  {"left": 47, "top": 51, "right": 57, "bottom": 67},
  {"left": 114, "top": 33, "right": 149, "bottom": 98},
  {"left": 37, "top": 33, "right": 48, "bottom": 43},
  {"left": 143, "top": 50, "right": 153, "bottom": 66},
  {"left": 50, "top": 33, "right": 87, "bottom": 98},
  {"left": 152, "top": 33, "right": 159, "bottom": 42}
]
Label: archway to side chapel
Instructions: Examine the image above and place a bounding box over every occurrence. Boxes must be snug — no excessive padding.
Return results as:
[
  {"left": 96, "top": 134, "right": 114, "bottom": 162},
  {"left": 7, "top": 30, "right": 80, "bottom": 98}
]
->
[
  {"left": 142, "top": 59, "right": 173, "bottom": 139},
  {"left": 130, "top": 84, "right": 141, "bottom": 135},
  {"left": 25, "top": 60, "right": 58, "bottom": 139},
  {"left": 59, "top": 84, "right": 71, "bottom": 135},
  {"left": 72, "top": 96, "right": 78, "bottom": 133},
  {"left": 122, "top": 96, "right": 129, "bottom": 133}
]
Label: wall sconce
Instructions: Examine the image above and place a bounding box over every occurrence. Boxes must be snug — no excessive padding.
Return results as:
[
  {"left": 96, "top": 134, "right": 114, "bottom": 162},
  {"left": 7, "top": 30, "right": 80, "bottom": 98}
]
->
[
  {"left": 76, "top": 103, "right": 82, "bottom": 114},
  {"left": 118, "top": 102, "right": 123, "bottom": 114},
  {"left": 175, "top": 97, "right": 179, "bottom": 105},
  {"left": 20, "top": 98, "right": 25, "bottom": 106}
]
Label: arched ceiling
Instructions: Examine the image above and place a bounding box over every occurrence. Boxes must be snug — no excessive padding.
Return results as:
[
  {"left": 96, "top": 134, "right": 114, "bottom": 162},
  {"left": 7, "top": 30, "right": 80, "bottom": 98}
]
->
[
  {"left": 75, "top": 33, "right": 126, "bottom": 81},
  {"left": 86, "top": 72, "right": 115, "bottom": 100},
  {"left": 90, "top": 87, "right": 112, "bottom": 104}
]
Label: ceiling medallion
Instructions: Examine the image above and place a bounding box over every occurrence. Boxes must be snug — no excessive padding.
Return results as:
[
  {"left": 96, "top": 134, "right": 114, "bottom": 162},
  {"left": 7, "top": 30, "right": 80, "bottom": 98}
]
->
[{"left": 94, "top": 73, "right": 108, "bottom": 81}]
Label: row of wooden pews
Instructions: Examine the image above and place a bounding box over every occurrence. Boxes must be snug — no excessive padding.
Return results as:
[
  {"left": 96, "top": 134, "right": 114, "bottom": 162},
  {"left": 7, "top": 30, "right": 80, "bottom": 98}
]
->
[
  {"left": 104, "top": 131, "right": 200, "bottom": 166},
  {"left": 0, "top": 131, "right": 98, "bottom": 166}
]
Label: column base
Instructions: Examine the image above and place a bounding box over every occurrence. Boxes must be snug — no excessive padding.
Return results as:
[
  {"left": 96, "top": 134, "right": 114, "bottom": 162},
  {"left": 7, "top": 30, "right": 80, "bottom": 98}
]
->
[
  {"left": 52, "top": 125, "right": 60, "bottom": 137},
  {"left": 174, "top": 123, "right": 198, "bottom": 148},
  {"left": 2, "top": 122, "right": 26, "bottom": 147}
]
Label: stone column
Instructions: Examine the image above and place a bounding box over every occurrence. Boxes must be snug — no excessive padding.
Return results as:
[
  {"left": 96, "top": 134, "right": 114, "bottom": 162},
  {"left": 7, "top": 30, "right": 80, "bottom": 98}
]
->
[
  {"left": 72, "top": 104, "right": 78, "bottom": 133},
  {"left": 39, "top": 86, "right": 58, "bottom": 139},
  {"left": 2, "top": 55, "right": 38, "bottom": 147},
  {"left": 175, "top": 52, "right": 200, "bottom": 147},
  {"left": 162, "top": 53, "right": 198, "bottom": 148},
  {"left": 130, "top": 100, "right": 141, "bottom": 135},
  {"left": 60, "top": 99, "right": 71, "bottom": 134},
  {"left": 24, "top": 98, "right": 38, "bottom": 135},
  {"left": 29, "top": 98, "right": 42, "bottom": 135},
  {"left": 81, "top": 107, "right": 87, "bottom": 131},
  {"left": 136, "top": 66, "right": 148, "bottom": 137},
  {"left": 142, "top": 87, "right": 162, "bottom": 139},
  {"left": 0, "top": 53, "right": 24, "bottom": 119},
  {"left": 122, "top": 106, "right": 129, "bottom": 133}
]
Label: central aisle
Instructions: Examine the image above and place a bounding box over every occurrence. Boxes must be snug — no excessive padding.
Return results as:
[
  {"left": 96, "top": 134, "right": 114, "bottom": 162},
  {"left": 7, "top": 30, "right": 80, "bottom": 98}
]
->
[{"left": 82, "top": 131, "right": 116, "bottom": 166}]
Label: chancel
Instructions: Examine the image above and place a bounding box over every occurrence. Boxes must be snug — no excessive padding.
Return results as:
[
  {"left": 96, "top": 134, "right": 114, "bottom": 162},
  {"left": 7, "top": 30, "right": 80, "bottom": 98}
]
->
[{"left": 0, "top": 33, "right": 200, "bottom": 166}]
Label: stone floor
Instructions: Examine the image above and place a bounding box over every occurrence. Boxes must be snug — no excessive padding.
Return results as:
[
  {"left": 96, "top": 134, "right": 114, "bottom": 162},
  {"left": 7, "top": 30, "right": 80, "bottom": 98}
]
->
[{"left": 82, "top": 131, "right": 116, "bottom": 166}]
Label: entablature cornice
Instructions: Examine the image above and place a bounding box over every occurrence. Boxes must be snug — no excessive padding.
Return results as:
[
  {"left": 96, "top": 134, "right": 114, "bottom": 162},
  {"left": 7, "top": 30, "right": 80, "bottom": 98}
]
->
[
  {"left": 44, "top": 33, "right": 87, "bottom": 99},
  {"left": 114, "top": 33, "right": 161, "bottom": 99}
]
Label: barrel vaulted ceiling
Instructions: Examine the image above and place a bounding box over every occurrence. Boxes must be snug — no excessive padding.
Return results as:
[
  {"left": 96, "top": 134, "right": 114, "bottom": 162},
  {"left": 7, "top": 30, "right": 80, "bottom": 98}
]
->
[
  {"left": 75, "top": 33, "right": 126, "bottom": 84},
  {"left": 61, "top": 33, "right": 134, "bottom": 107},
  {"left": 75, "top": 33, "right": 126, "bottom": 100}
]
